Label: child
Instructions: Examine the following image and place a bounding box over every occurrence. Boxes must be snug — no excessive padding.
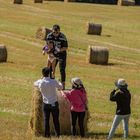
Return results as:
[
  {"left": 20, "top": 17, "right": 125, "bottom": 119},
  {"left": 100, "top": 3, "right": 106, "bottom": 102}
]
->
[
  {"left": 60, "top": 77, "right": 87, "bottom": 137},
  {"left": 42, "top": 40, "right": 58, "bottom": 79}
]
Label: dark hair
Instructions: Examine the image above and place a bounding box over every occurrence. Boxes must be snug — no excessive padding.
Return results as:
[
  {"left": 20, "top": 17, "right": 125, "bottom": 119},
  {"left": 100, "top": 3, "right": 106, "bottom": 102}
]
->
[
  {"left": 52, "top": 24, "right": 60, "bottom": 31},
  {"left": 42, "top": 67, "right": 50, "bottom": 77},
  {"left": 47, "top": 40, "right": 54, "bottom": 44},
  {"left": 72, "top": 84, "right": 84, "bottom": 89}
]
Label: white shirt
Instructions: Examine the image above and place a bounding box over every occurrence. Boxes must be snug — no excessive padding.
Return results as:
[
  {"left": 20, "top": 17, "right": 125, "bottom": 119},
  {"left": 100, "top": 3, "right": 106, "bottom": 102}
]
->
[{"left": 34, "top": 77, "right": 63, "bottom": 105}]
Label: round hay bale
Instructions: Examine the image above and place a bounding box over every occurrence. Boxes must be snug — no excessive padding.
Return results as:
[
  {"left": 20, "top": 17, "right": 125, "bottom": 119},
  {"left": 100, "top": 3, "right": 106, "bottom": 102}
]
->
[
  {"left": 135, "top": 0, "right": 140, "bottom": 5},
  {"left": 34, "top": 0, "right": 43, "bottom": 3},
  {"left": 36, "top": 27, "right": 52, "bottom": 40},
  {"left": 0, "top": 44, "right": 7, "bottom": 63},
  {"left": 87, "top": 22, "right": 102, "bottom": 35},
  {"left": 29, "top": 87, "right": 44, "bottom": 136},
  {"left": 87, "top": 46, "right": 109, "bottom": 65},
  {"left": 13, "top": 0, "right": 23, "bottom": 4},
  {"left": 29, "top": 88, "right": 89, "bottom": 136},
  {"left": 44, "top": 0, "right": 63, "bottom": 1},
  {"left": 118, "top": 0, "right": 135, "bottom": 6},
  {"left": 64, "top": 0, "right": 76, "bottom": 2}
]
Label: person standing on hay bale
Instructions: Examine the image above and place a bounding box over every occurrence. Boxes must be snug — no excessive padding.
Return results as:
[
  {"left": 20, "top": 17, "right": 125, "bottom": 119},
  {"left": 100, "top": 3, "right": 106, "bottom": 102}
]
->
[
  {"left": 46, "top": 24, "right": 68, "bottom": 90},
  {"left": 107, "top": 79, "right": 131, "bottom": 140},
  {"left": 34, "top": 67, "right": 63, "bottom": 138},
  {"left": 60, "top": 77, "right": 87, "bottom": 137},
  {"left": 42, "top": 40, "right": 58, "bottom": 79}
]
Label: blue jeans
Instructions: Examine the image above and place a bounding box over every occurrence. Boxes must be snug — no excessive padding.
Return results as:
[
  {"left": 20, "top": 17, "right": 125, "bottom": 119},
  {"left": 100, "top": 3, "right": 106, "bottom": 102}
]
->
[{"left": 108, "top": 114, "right": 130, "bottom": 140}]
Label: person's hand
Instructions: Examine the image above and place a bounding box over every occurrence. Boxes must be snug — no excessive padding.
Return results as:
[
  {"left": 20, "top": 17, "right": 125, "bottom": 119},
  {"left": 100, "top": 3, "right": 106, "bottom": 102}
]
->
[
  {"left": 42, "top": 51, "right": 45, "bottom": 55},
  {"left": 114, "top": 87, "right": 119, "bottom": 91},
  {"left": 55, "top": 47, "right": 61, "bottom": 53}
]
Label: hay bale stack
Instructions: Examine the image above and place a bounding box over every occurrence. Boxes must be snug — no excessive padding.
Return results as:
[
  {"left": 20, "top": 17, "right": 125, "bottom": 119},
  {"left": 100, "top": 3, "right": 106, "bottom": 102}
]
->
[
  {"left": 13, "top": 0, "right": 23, "bottom": 4},
  {"left": 29, "top": 88, "right": 89, "bottom": 136},
  {"left": 0, "top": 44, "right": 7, "bottom": 63},
  {"left": 36, "top": 27, "right": 52, "bottom": 40},
  {"left": 118, "top": 0, "right": 135, "bottom": 6},
  {"left": 34, "top": 0, "right": 43, "bottom": 3},
  {"left": 87, "top": 46, "right": 109, "bottom": 65},
  {"left": 87, "top": 22, "right": 102, "bottom": 35}
]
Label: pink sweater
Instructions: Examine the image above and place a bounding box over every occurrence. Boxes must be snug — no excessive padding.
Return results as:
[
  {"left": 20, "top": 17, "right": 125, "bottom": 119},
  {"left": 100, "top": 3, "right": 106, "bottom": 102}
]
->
[{"left": 63, "top": 89, "right": 87, "bottom": 112}]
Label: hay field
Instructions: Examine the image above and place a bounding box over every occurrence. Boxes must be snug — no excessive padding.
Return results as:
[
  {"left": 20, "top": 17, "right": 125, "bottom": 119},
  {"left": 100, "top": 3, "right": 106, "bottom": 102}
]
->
[{"left": 0, "top": 0, "right": 140, "bottom": 139}]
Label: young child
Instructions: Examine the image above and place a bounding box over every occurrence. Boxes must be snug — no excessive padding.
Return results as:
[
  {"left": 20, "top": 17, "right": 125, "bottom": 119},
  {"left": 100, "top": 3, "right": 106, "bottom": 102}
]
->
[
  {"left": 60, "top": 77, "right": 87, "bottom": 137},
  {"left": 42, "top": 40, "right": 57, "bottom": 79}
]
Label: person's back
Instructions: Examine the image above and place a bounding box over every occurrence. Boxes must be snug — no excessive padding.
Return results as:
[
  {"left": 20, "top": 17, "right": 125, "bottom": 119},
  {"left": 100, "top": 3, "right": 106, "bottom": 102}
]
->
[
  {"left": 39, "top": 77, "right": 60, "bottom": 104},
  {"left": 116, "top": 89, "right": 131, "bottom": 115},
  {"left": 34, "top": 67, "right": 63, "bottom": 138},
  {"left": 65, "top": 89, "right": 87, "bottom": 112},
  {"left": 108, "top": 79, "right": 131, "bottom": 140},
  {"left": 110, "top": 88, "right": 131, "bottom": 115},
  {"left": 61, "top": 77, "right": 87, "bottom": 137}
]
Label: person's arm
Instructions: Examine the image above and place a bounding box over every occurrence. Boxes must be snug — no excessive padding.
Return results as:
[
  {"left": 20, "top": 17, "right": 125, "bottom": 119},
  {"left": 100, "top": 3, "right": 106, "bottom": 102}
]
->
[
  {"left": 34, "top": 79, "right": 42, "bottom": 88},
  {"left": 59, "top": 90, "right": 70, "bottom": 99},
  {"left": 60, "top": 47, "right": 68, "bottom": 52},
  {"left": 61, "top": 33, "right": 68, "bottom": 51},
  {"left": 110, "top": 89, "right": 119, "bottom": 101},
  {"left": 80, "top": 90, "right": 87, "bottom": 104},
  {"left": 55, "top": 80, "right": 63, "bottom": 90}
]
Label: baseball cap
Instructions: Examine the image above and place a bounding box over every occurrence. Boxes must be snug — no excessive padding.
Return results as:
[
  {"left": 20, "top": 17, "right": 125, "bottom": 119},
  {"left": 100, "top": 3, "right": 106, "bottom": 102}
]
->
[{"left": 115, "top": 78, "right": 128, "bottom": 89}]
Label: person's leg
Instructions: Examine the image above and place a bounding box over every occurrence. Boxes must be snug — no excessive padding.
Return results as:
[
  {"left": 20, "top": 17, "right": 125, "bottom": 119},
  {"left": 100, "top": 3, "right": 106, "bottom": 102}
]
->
[
  {"left": 51, "top": 104, "right": 60, "bottom": 137},
  {"left": 47, "top": 59, "right": 51, "bottom": 68},
  {"left": 78, "top": 112, "right": 85, "bottom": 137},
  {"left": 51, "top": 59, "right": 56, "bottom": 79},
  {"left": 108, "top": 115, "right": 122, "bottom": 140},
  {"left": 58, "top": 56, "right": 66, "bottom": 89},
  {"left": 122, "top": 115, "right": 130, "bottom": 138},
  {"left": 47, "top": 60, "right": 52, "bottom": 78},
  {"left": 43, "top": 103, "right": 51, "bottom": 137},
  {"left": 71, "top": 111, "right": 78, "bottom": 136}
]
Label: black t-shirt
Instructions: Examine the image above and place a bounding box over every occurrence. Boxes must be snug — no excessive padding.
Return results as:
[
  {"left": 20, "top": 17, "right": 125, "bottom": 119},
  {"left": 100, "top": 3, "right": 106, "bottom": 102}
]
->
[{"left": 46, "top": 32, "right": 68, "bottom": 58}]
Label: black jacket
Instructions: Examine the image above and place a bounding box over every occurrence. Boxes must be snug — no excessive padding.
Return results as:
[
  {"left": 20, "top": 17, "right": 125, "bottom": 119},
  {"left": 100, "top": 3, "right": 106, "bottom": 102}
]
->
[{"left": 110, "top": 88, "right": 131, "bottom": 115}]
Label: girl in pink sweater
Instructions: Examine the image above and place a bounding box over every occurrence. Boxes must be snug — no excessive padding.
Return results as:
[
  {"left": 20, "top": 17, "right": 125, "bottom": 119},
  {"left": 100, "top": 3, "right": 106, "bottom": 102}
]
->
[{"left": 61, "top": 77, "right": 87, "bottom": 137}]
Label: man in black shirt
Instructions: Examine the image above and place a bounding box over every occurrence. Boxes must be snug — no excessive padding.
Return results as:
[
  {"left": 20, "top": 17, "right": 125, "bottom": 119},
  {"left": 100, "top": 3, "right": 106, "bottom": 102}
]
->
[
  {"left": 46, "top": 24, "right": 68, "bottom": 89},
  {"left": 107, "top": 79, "right": 131, "bottom": 140}
]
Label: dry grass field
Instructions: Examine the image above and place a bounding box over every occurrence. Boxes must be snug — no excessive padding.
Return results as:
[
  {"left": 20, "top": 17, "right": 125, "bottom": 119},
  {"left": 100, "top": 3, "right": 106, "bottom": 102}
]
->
[{"left": 0, "top": 0, "right": 140, "bottom": 139}]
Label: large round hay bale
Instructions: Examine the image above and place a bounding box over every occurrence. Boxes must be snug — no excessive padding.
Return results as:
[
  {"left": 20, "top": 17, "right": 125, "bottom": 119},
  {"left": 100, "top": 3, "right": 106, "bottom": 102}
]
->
[
  {"left": 44, "top": 0, "right": 63, "bottom": 1},
  {"left": 34, "top": 0, "right": 43, "bottom": 3},
  {"left": 29, "top": 87, "right": 44, "bottom": 136},
  {"left": 36, "top": 27, "right": 52, "bottom": 40},
  {"left": 29, "top": 87, "right": 89, "bottom": 136},
  {"left": 87, "top": 46, "right": 109, "bottom": 65},
  {"left": 64, "top": 0, "right": 76, "bottom": 2},
  {"left": 118, "top": 0, "right": 135, "bottom": 6},
  {"left": 13, "top": 0, "right": 23, "bottom": 4},
  {"left": 135, "top": 0, "right": 140, "bottom": 5},
  {"left": 87, "top": 22, "right": 102, "bottom": 35},
  {"left": 0, "top": 44, "right": 7, "bottom": 63}
]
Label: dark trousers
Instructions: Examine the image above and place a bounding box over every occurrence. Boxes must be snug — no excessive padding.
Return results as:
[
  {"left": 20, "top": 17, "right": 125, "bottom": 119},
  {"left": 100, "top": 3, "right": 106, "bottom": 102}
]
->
[
  {"left": 55, "top": 54, "right": 67, "bottom": 82},
  {"left": 71, "top": 111, "right": 85, "bottom": 137},
  {"left": 43, "top": 102, "right": 60, "bottom": 137}
]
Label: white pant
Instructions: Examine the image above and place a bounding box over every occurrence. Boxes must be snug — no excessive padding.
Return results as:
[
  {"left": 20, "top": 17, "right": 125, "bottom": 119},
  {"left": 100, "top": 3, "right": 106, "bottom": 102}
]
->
[{"left": 108, "top": 114, "right": 130, "bottom": 140}]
